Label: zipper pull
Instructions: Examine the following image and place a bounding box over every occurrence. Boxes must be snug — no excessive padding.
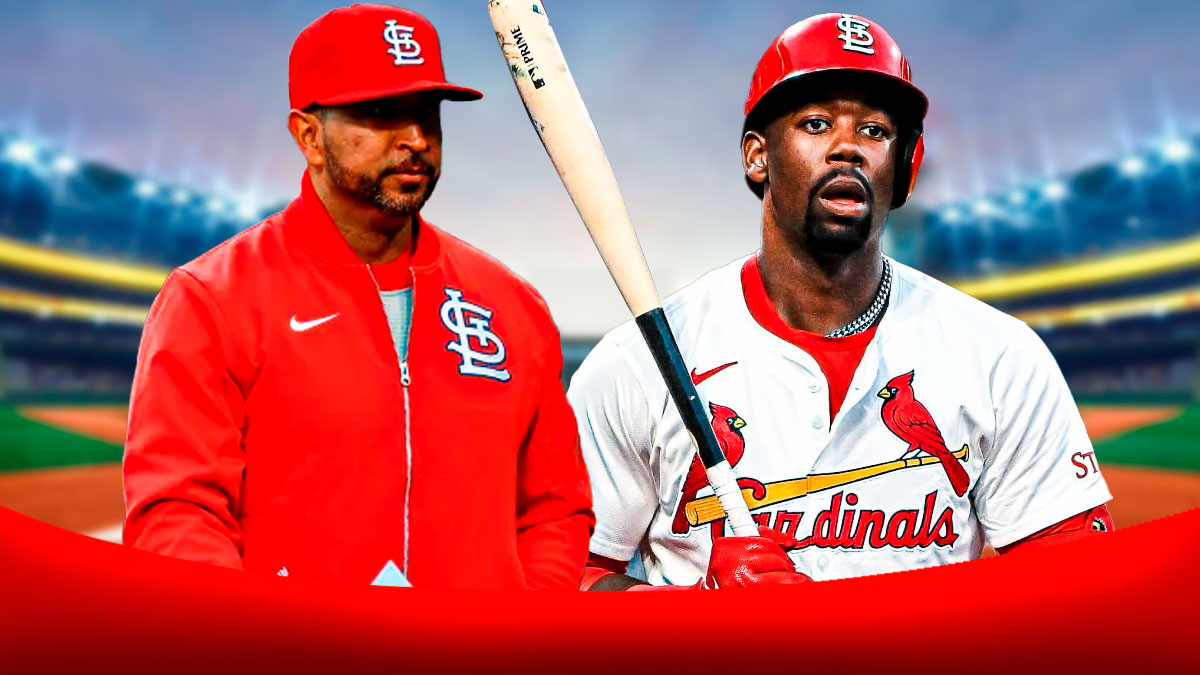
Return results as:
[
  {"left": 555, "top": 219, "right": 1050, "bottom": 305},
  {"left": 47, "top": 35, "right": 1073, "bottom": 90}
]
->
[{"left": 400, "top": 361, "right": 411, "bottom": 386}]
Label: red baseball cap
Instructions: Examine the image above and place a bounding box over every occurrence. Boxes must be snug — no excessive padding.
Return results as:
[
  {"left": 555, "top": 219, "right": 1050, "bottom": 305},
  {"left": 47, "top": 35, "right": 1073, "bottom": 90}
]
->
[{"left": 288, "top": 4, "right": 482, "bottom": 110}]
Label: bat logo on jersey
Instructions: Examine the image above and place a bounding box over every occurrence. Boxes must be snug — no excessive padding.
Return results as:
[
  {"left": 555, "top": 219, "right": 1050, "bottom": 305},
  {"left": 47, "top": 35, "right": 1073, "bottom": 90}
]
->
[
  {"left": 878, "top": 371, "right": 970, "bottom": 496},
  {"left": 671, "top": 387, "right": 972, "bottom": 548},
  {"left": 670, "top": 402, "right": 767, "bottom": 538},
  {"left": 439, "top": 287, "right": 511, "bottom": 382},
  {"left": 671, "top": 368, "right": 968, "bottom": 550}
]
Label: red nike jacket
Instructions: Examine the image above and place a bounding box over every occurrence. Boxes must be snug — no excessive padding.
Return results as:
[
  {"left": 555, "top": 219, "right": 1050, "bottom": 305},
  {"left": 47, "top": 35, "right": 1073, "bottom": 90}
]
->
[{"left": 123, "top": 173, "right": 594, "bottom": 589}]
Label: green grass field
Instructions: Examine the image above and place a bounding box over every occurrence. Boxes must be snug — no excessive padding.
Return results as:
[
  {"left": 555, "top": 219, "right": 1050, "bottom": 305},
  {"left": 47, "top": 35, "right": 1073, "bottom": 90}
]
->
[
  {"left": 0, "top": 403, "right": 1197, "bottom": 473},
  {"left": 0, "top": 406, "right": 122, "bottom": 472},
  {"left": 1093, "top": 405, "right": 1200, "bottom": 471}
]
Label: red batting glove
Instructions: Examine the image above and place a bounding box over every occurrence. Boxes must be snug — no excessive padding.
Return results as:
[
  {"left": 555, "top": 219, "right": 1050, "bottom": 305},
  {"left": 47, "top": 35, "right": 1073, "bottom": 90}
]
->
[
  {"left": 628, "top": 526, "right": 811, "bottom": 590},
  {"left": 699, "top": 525, "right": 811, "bottom": 588}
]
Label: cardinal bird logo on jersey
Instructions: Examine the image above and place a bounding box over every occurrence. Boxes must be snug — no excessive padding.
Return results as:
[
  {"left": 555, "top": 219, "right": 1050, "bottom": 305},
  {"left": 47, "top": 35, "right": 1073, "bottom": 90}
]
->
[
  {"left": 670, "top": 402, "right": 750, "bottom": 538},
  {"left": 878, "top": 371, "right": 970, "bottom": 497}
]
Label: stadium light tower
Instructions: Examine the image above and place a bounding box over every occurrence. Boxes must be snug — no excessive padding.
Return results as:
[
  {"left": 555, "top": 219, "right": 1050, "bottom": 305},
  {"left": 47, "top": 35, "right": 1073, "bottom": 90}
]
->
[
  {"left": 170, "top": 188, "right": 190, "bottom": 205},
  {"left": 1042, "top": 181, "right": 1068, "bottom": 201},
  {"left": 1163, "top": 139, "right": 1191, "bottom": 162},
  {"left": 972, "top": 199, "right": 997, "bottom": 217},
  {"left": 134, "top": 180, "right": 157, "bottom": 198},
  {"left": 5, "top": 140, "right": 36, "bottom": 165},
  {"left": 52, "top": 155, "right": 78, "bottom": 174},
  {"left": 940, "top": 206, "right": 963, "bottom": 224},
  {"left": 1118, "top": 156, "right": 1146, "bottom": 177},
  {"left": 236, "top": 202, "right": 258, "bottom": 221}
]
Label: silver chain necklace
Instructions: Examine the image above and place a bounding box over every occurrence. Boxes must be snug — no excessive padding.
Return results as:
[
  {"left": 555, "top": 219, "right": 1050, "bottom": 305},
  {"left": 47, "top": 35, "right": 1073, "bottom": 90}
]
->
[{"left": 824, "top": 257, "right": 892, "bottom": 338}]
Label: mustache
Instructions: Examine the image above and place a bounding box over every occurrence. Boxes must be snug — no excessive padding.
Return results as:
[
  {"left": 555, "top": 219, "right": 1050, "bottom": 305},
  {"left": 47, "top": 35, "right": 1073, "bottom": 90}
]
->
[
  {"left": 379, "top": 157, "right": 435, "bottom": 176},
  {"left": 807, "top": 167, "right": 875, "bottom": 204}
]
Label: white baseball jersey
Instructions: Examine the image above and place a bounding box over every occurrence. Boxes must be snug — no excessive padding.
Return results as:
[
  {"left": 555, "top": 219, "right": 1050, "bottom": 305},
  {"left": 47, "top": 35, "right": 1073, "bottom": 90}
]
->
[{"left": 568, "top": 254, "right": 1111, "bottom": 584}]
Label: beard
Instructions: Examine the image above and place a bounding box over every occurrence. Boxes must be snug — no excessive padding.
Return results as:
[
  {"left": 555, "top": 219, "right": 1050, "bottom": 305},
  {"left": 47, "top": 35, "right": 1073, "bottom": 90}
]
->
[
  {"left": 802, "top": 205, "right": 873, "bottom": 256},
  {"left": 800, "top": 167, "right": 876, "bottom": 256},
  {"left": 322, "top": 136, "right": 439, "bottom": 217}
]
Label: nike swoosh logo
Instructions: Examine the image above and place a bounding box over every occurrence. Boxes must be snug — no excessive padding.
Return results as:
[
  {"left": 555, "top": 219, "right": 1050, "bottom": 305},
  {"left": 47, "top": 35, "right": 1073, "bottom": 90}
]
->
[
  {"left": 290, "top": 313, "right": 339, "bottom": 332},
  {"left": 690, "top": 361, "right": 738, "bottom": 386}
]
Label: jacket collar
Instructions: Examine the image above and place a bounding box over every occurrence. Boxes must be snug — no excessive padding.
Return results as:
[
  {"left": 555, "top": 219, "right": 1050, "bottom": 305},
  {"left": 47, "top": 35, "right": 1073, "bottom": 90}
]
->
[{"left": 284, "top": 170, "right": 442, "bottom": 269}]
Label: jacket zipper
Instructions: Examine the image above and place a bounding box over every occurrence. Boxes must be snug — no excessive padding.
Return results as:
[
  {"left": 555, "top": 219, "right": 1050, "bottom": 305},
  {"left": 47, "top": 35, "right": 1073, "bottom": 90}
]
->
[
  {"left": 366, "top": 264, "right": 415, "bottom": 578},
  {"left": 399, "top": 317, "right": 413, "bottom": 577}
]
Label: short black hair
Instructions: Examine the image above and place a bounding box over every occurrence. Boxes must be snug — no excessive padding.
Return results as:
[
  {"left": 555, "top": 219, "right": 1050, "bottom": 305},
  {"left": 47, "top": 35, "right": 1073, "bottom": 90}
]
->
[{"left": 302, "top": 103, "right": 332, "bottom": 119}]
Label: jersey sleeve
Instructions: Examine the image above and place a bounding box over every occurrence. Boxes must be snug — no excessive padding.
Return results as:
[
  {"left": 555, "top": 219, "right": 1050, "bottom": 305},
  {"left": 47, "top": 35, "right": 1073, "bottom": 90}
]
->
[
  {"left": 123, "top": 269, "right": 246, "bottom": 568},
  {"left": 974, "top": 323, "right": 1112, "bottom": 549},
  {"left": 566, "top": 334, "right": 659, "bottom": 562},
  {"left": 997, "top": 504, "right": 1114, "bottom": 555}
]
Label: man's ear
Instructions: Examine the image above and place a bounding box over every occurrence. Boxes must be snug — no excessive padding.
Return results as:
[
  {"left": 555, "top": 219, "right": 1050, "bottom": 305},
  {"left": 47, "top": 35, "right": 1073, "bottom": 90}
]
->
[
  {"left": 743, "top": 130, "right": 768, "bottom": 187},
  {"left": 287, "top": 109, "right": 325, "bottom": 170}
]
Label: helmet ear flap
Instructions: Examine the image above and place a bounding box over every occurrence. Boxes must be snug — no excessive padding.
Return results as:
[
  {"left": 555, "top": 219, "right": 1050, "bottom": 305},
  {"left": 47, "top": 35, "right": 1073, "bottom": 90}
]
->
[{"left": 891, "top": 130, "right": 923, "bottom": 208}]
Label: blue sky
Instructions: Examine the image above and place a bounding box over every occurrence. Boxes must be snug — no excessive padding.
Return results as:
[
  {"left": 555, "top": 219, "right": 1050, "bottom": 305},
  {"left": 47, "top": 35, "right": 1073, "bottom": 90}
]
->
[{"left": 1, "top": 1, "right": 1198, "bottom": 334}]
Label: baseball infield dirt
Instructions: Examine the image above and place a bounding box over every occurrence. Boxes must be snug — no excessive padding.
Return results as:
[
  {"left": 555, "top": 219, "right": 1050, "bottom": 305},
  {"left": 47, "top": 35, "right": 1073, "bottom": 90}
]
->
[
  {"left": 1078, "top": 406, "right": 1182, "bottom": 441},
  {"left": 16, "top": 405, "right": 129, "bottom": 446},
  {"left": 0, "top": 462, "right": 123, "bottom": 534}
]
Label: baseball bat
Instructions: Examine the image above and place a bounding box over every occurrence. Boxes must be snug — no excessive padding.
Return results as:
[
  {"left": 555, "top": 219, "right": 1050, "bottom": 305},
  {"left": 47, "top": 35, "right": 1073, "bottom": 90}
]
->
[{"left": 488, "top": 0, "right": 758, "bottom": 537}]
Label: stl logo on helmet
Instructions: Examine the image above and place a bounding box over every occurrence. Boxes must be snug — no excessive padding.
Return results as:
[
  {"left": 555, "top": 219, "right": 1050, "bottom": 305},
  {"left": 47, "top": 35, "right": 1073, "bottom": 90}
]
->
[
  {"left": 383, "top": 19, "right": 424, "bottom": 66},
  {"left": 836, "top": 14, "right": 875, "bottom": 54}
]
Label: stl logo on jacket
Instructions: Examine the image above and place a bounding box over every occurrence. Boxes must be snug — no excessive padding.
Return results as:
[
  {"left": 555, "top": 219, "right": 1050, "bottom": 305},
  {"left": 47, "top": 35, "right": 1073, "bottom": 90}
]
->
[
  {"left": 878, "top": 371, "right": 970, "bottom": 496},
  {"left": 440, "top": 287, "right": 510, "bottom": 382},
  {"left": 670, "top": 402, "right": 755, "bottom": 537}
]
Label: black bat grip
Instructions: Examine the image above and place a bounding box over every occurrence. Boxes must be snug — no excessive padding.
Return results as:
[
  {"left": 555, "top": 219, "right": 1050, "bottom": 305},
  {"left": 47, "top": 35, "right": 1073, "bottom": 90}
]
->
[{"left": 635, "top": 308, "right": 726, "bottom": 469}]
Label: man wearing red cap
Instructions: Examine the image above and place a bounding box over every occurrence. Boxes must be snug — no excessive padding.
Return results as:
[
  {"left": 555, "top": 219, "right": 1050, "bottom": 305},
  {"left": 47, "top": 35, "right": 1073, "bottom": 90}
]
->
[
  {"left": 569, "top": 13, "right": 1113, "bottom": 590},
  {"left": 123, "top": 5, "right": 594, "bottom": 589}
]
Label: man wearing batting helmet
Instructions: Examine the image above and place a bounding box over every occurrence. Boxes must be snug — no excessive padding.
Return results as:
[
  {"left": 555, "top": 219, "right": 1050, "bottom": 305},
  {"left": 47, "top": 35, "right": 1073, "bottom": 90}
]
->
[
  {"left": 571, "top": 13, "right": 1113, "bottom": 590},
  {"left": 123, "top": 5, "right": 593, "bottom": 588}
]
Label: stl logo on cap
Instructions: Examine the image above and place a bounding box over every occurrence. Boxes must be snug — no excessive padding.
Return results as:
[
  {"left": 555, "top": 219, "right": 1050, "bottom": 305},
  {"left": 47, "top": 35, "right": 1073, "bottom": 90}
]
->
[
  {"left": 383, "top": 19, "right": 424, "bottom": 65},
  {"left": 836, "top": 14, "right": 875, "bottom": 54}
]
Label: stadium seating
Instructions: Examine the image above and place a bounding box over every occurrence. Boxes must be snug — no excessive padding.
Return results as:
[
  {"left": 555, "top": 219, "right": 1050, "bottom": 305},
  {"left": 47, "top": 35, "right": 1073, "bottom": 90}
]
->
[
  {"left": 921, "top": 131, "right": 1200, "bottom": 279},
  {"left": 0, "top": 130, "right": 1197, "bottom": 403}
]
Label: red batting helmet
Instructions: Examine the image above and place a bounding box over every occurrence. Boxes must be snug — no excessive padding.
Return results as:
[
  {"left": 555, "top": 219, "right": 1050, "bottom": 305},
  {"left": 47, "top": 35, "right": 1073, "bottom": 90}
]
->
[{"left": 743, "top": 13, "right": 928, "bottom": 208}]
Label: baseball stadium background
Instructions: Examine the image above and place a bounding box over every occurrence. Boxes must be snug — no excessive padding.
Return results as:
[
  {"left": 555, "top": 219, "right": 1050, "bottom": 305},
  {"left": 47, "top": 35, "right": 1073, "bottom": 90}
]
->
[{"left": 0, "top": 1, "right": 1197, "bottom": 551}]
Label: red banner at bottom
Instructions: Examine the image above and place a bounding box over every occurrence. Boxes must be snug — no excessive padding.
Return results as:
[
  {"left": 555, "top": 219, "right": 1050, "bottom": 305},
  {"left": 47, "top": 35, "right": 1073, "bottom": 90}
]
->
[{"left": 1, "top": 506, "right": 1196, "bottom": 673}]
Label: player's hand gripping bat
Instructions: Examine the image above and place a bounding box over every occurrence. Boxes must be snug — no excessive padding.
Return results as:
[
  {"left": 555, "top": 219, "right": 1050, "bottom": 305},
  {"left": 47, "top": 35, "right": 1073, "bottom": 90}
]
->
[{"left": 489, "top": 0, "right": 758, "bottom": 537}]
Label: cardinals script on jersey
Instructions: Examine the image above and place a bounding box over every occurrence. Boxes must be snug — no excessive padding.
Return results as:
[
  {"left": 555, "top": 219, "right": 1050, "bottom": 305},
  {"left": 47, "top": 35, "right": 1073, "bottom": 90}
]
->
[{"left": 569, "top": 256, "right": 1111, "bottom": 583}]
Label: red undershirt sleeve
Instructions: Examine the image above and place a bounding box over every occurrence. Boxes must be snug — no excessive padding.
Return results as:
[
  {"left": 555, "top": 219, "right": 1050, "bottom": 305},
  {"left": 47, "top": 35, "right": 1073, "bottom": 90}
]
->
[
  {"left": 997, "top": 504, "right": 1113, "bottom": 555},
  {"left": 580, "top": 553, "right": 630, "bottom": 590}
]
